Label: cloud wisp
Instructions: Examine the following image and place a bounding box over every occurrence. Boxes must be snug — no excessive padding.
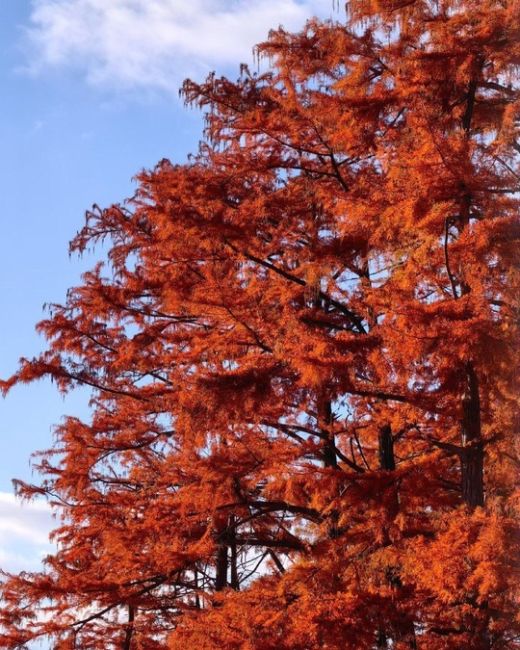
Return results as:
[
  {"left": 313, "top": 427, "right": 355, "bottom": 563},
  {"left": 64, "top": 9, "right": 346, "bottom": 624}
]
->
[
  {"left": 25, "top": 0, "right": 330, "bottom": 92},
  {"left": 0, "top": 491, "right": 53, "bottom": 573}
]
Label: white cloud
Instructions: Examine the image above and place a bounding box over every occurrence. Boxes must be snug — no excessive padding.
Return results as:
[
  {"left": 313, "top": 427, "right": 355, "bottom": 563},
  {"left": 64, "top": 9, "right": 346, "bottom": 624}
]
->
[
  {"left": 25, "top": 0, "right": 331, "bottom": 92},
  {"left": 0, "top": 491, "right": 53, "bottom": 572}
]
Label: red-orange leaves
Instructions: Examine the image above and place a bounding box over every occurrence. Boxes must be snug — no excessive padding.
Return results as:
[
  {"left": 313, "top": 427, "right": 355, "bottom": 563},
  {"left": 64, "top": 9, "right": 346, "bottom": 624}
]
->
[{"left": 1, "top": 1, "right": 519, "bottom": 648}]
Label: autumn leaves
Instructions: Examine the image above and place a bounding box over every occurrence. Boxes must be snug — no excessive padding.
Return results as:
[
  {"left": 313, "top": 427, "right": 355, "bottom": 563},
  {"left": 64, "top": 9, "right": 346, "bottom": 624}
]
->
[{"left": 1, "top": 1, "right": 519, "bottom": 648}]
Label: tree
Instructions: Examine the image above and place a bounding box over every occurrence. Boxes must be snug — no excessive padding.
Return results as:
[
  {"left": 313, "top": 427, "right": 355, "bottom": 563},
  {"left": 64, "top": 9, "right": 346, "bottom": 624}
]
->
[{"left": 1, "top": 1, "right": 519, "bottom": 648}]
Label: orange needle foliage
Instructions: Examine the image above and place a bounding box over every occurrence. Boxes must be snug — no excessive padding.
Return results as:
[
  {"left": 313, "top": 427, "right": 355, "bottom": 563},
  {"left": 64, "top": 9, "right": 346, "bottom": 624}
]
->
[{"left": 1, "top": 1, "right": 519, "bottom": 648}]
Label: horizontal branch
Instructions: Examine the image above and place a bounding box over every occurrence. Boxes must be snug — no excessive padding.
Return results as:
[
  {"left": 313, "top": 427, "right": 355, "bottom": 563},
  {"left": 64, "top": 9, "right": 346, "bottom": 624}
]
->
[{"left": 224, "top": 241, "right": 367, "bottom": 334}]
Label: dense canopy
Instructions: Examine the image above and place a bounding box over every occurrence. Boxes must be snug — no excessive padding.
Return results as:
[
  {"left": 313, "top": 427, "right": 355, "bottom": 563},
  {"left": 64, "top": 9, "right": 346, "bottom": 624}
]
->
[{"left": 1, "top": 1, "right": 519, "bottom": 648}]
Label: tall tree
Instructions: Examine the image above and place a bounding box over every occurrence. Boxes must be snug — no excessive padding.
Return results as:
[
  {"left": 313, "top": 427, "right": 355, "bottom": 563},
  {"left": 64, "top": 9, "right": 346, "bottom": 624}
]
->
[{"left": 1, "top": 1, "right": 519, "bottom": 648}]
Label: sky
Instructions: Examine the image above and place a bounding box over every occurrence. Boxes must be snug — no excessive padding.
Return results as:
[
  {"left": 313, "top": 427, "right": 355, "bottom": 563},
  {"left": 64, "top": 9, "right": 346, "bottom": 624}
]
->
[{"left": 0, "top": 0, "right": 334, "bottom": 589}]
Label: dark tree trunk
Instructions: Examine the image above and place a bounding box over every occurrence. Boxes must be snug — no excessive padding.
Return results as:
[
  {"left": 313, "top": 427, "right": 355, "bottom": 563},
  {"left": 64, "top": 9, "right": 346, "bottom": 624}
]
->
[
  {"left": 318, "top": 395, "right": 341, "bottom": 538},
  {"left": 376, "top": 630, "right": 388, "bottom": 648},
  {"left": 461, "top": 363, "right": 484, "bottom": 509},
  {"left": 123, "top": 605, "right": 135, "bottom": 650},
  {"left": 378, "top": 425, "right": 417, "bottom": 649},
  {"left": 460, "top": 368, "right": 490, "bottom": 647},
  {"left": 457, "top": 62, "right": 485, "bottom": 511},
  {"left": 194, "top": 570, "right": 201, "bottom": 609},
  {"left": 379, "top": 424, "right": 399, "bottom": 522},
  {"left": 215, "top": 542, "right": 228, "bottom": 591},
  {"left": 379, "top": 424, "right": 396, "bottom": 471},
  {"left": 318, "top": 396, "right": 337, "bottom": 469},
  {"left": 229, "top": 516, "right": 239, "bottom": 590}
]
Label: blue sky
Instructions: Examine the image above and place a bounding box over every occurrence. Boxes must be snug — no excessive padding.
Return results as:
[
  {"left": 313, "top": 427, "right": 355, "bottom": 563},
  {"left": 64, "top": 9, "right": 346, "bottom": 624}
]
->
[{"left": 0, "top": 0, "right": 333, "bottom": 579}]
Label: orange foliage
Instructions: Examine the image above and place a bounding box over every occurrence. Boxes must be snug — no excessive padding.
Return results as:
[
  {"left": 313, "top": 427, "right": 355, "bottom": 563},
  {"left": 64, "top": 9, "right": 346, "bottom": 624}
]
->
[{"left": 1, "top": 1, "right": 519, "bottom": 648}]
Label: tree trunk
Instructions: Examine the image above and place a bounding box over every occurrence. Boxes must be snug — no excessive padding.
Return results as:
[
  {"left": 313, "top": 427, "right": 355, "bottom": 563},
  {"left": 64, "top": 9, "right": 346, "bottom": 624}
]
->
[
  {"left": 215, "top": 541, "right": 228, "bottom": 591},
  {"left": 229, "top": 516, "right": 239, "bottom": 590},
  {"left": 123, "top": 605, "right": 135, "bottom": 650},
  {"left": 457, "top": 61, "right": 485, "bottom": 511},
  {"left": 318, "top": 396, "right": 337, "bottom": 469},
  {"left": 378, "top": 425, "right": 417, "bottom": 649},
  {"left": 194, "top": 570, "right": 201, "bottom": 609},
  {"left": 318, "top": 394, "right": 341, "bottom": 539},
  {"left": 379, "top": 424, "right": 396, "bottom": 471},
  {"left": 379, "top": 424, "right": 399, "bottom": 522},
  {"left": 461, "top": 363, "right": 484, "bottom": 509},
  {"left": 376, "top": 629, "right": 388, "bottom": 648}
]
